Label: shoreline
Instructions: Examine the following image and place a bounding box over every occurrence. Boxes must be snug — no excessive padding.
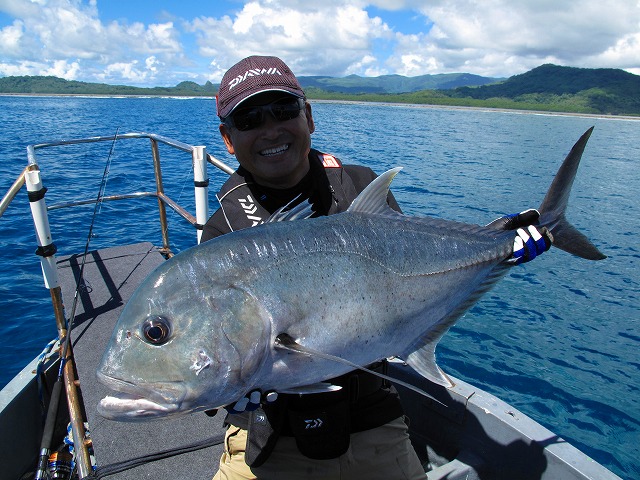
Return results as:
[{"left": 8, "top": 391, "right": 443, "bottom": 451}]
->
[
  {"left": 312, "top": 98, "right": 640, "bottom": 121},
  {"left": 2, "top": 92, "right": 639, "bottom": 121}
]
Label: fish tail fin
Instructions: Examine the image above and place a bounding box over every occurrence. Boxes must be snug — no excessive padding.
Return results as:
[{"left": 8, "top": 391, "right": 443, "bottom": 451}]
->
[{"left": 538, "top": 127, "right": 606, "bottom": 261}]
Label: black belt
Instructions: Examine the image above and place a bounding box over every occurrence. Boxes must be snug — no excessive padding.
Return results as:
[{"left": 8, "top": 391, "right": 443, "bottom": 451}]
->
[
  {"left": 226, "top": 362, "right": 391, "bottom": 432},
  {"left": 332, "top": 362, "right": 386, "bottom": 404}
]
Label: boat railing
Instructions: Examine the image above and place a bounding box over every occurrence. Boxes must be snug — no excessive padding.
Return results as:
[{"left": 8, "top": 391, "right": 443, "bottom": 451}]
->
[
  {"left": 0, "top": 132, "right": 233, "bottom": 479},
  {"left": 2, "top": 132, "right": 234, "bottom": 249}
]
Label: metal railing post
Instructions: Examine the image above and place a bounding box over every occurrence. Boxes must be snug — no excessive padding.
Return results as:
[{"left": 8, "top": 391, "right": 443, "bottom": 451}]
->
[
  {"left": 193, "top": 146, "right": 209, "bottom": 244},
  {"left": 0, "top": 167, "right": 27, "bottom": 217},
  {"left": 149, "top": 137, "right": 171, "bottom": 254},
  {"left": 25, "top": 166, "right": 59, "bottom": 290},
  {"left": 25, "top": 165, "right": 92, "bottom": 478}
]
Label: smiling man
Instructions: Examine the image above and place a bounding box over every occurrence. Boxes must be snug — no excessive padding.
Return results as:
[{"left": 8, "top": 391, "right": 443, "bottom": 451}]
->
[
  {"left": 202, "top": 56, "right": 424, "bottom": 480},
  {"left": 202, "top": 55, "right": 401, "bottom": 239}
]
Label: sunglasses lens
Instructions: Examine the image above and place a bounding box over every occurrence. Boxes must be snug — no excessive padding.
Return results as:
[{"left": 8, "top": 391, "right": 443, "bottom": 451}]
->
[
  {"left": 227, "top": 97, "right": 303, "bottom": 131},
  {"left": 271, "top": 98, "right": 303, "bottom": 121},
  {"left": 231, "top": 108, "right": 263, "bottom": 131}
]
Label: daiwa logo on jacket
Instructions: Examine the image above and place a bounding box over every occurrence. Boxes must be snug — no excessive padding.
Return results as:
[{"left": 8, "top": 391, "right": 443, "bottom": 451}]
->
[{"left": 228, "top": 68, "right": 283, "bottom": 91}]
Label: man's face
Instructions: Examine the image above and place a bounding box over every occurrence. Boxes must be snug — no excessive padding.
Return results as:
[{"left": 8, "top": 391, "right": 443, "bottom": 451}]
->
[{"left": 219, "top": 91, "right": 315, "bottom": 189}]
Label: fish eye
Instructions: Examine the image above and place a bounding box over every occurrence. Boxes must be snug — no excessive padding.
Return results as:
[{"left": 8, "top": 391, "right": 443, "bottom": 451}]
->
[{"left": 142, "top": 316, "right": 172, "bottom": 345}]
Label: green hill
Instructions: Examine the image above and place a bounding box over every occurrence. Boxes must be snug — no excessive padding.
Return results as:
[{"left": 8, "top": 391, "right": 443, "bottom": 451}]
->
[
  {"left": 0, "top": 72, "right": 498, "bottom": 96},
  {"left": 1, "top": 64, "right": 638, "bottom": 115},
  {"left": 451, "top": 64, "right": 640, "bottom": 115},
  {"left": 0, "top": 75, "right": 217, "bottom": 96},
  {"left": 297, "top": 72, "right": 501, "bottom": 93}
]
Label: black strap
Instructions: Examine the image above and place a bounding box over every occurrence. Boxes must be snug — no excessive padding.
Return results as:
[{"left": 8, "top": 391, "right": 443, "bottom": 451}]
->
[
  {"left": 84, "top": 434, "right": 224, "bottom": 479},
  {"left": 35, "top": 243, "right": 57, "bottom": 257},
  {"left": 28, "top": 186, "right": 47, "bottom": 202}
]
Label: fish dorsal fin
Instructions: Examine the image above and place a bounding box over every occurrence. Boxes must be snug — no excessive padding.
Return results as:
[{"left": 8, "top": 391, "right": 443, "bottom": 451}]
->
[
  {"left": 347, "top": 167, "right": 404, "bottom": 216},
  {"left": 266, "top": 196, "right": 315, "bottom": 223}
]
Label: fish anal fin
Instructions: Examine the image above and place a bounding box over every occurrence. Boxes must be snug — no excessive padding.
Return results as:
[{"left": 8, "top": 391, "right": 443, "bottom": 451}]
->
[
  {"left": 404, "top": 341, "right": 453, "bottom": 388},
  {"left": 404, "top": 263, "right": 511, "bottom": 388}
]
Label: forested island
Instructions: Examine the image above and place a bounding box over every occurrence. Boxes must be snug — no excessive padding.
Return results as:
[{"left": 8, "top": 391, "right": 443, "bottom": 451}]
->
[{"left": 1, "top": 64, "right": 638, "bottom": 116}]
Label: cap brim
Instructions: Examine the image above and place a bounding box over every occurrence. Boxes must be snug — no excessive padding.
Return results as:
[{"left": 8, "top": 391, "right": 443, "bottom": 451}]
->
[{"left": 226, "top": 88, "right": 304, "bottom": 115}]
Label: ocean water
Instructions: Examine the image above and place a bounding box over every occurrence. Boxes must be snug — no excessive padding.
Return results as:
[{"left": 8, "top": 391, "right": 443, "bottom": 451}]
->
[{"left": 0, "top": 96, "right": 638, "bottom": 479}]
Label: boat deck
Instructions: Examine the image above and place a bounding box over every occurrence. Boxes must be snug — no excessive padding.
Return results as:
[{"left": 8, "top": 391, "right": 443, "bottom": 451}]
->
[
  {"left": 57, "top": 242, "right": 621, "bottom": 480},
  {"left": 59, "top": 242, "right": 224, "bottom": 479}
]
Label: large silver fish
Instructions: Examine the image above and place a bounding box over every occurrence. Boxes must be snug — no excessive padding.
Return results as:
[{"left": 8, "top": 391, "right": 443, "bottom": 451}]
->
[{"left": 97, "top": 128, "right": 605, "bottom": 421}]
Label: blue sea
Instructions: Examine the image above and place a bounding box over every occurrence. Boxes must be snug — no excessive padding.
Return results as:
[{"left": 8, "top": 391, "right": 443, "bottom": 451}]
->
[{"left": 0, "top": 96, "right": 638, "bottom": 479}]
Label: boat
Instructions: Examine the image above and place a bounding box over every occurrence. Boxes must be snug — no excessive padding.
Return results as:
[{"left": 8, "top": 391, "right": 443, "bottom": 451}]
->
[{"left": 0, "top": 132, "right": 622, "bottom": 480}]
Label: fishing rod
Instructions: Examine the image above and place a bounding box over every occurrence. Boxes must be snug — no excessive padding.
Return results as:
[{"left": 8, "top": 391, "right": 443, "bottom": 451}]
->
[{"left": 34, "top": 128, "right": 120, "bottom": 480}]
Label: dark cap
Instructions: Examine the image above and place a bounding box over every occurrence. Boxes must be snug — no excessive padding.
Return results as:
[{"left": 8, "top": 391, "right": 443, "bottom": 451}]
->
[{"left": 216, "top": 56, "right": 305, "bottom": 118}]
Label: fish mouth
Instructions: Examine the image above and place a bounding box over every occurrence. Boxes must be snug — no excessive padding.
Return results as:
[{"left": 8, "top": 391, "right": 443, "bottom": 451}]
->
[
  {"left": 96, "top": 370, "right": 185, "bottom": 421},
  {"left": 97, "top": 394, "right": 177, "bottom": 421}
]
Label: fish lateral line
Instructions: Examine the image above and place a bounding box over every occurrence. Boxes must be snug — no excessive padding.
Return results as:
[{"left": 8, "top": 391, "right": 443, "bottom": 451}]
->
[{"left": 273, "top": 333, "right": 447, "bottom": 408}]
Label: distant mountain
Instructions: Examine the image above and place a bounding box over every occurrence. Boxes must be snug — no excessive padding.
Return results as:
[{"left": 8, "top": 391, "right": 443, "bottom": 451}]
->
[
  {"left": 0, "top": 75, "right": 218, "bottom": 96},
  {"left": 0, "top": 72, "right": 500, "bottom": 97},
  {"left": 452, "top": 64, "right": 640, "bottom": 114},
  {"left": 455, "top": 64, "right": 638, "bottom": 96},
  {"left": 1, "top": 64, "right": 638, "bottom": 115},
  {"left": 297, "top": 72, "right": 502, "bottom": 94}
]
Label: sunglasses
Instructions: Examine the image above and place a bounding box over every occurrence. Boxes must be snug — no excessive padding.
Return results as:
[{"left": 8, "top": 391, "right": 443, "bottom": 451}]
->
[{"left": 223, "top": 97, "right": 305, "bottom": 131}]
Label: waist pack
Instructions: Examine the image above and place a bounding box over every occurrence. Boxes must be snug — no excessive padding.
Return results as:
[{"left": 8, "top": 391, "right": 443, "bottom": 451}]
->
[
  {"left": 245, "top": 397, "right": 351, "bottom": 466},
  {"left": 242, "top": 364, "right": 393, "bottom": 467},
  {"left": 287, "top": 397, "right": 351, "bottom": 460}
]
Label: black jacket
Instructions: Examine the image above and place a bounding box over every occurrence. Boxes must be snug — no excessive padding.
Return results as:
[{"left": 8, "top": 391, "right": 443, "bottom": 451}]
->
[{"left": 201, "top": 148, "right": 400, "bottom": 241}]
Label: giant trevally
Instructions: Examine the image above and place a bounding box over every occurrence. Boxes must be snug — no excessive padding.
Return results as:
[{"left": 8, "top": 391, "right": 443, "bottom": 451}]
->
[{"left": 97, "top": 127, "right": 605, "bottom": 421}]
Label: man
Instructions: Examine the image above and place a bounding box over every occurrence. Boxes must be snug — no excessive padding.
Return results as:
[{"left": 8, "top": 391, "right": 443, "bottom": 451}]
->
[{"left": 203, "top": 55, "right": 550, "bottom": 480}]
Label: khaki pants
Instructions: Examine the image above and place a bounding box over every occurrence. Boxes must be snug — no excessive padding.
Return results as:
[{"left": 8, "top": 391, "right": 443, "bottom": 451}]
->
[{"left": 212, "top": 416, "right": 427, "bottom": 480}]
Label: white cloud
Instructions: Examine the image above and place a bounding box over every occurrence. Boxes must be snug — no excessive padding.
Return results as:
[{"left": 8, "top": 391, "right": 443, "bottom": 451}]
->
[
  {"left": 392, "top": 0, "right": 640, "bottom": 76},
  {"left": 0, "top": 58, "right": 79, "bottom": 78},
  {"left": 188, "top": 1, "right": 392, "bottom": 80},
  {"left": 0, "top": 0, "right": 185, "bottom": 84},
  {"left": 43, "top": 59, "right": 80, "bottom": 79},
  {"left": 588, "top": 32, "right": 640, "bottom": 75},
  {"left": 0, "top": 0, "right": 638, "bottom": 86},
  {"left": 95, "top": 56, "right": 167, "bottom": 83},
  {"left": 100, "top": 61, "right": 148, "bottom": 83},
  {"left": 0, "top": 20, "right": 26, "bottom": 57}
]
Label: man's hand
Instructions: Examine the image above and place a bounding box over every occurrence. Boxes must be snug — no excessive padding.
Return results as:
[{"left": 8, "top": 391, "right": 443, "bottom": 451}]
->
[
  {"left": 486, "top": 208, "right": 540, "bottom": 230},
  {"left": 225, "top": 390, "right": 278, "bottom": 414},
  {"left": 511, "top": 225, "right": 552, "bottom": 264},
  {"left": 487, "top": 209, "right": 553, "bottom": 264},
  {"left": 204, "top": 389, "right": 278, "bottom": 417}
]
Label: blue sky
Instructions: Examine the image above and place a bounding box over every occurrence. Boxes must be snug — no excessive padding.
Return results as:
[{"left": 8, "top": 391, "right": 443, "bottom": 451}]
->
[{"left": 1, "top": 0, "right": 638, "bottom": 86}]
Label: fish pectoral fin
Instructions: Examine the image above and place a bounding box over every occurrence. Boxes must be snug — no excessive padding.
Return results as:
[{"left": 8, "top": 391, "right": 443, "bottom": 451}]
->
[
  {"left": 279, "top": 383, "right": 343, "bottom": 395},
  {"left": 274, "top": 333, "right": 448, "bottom": 408}
]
